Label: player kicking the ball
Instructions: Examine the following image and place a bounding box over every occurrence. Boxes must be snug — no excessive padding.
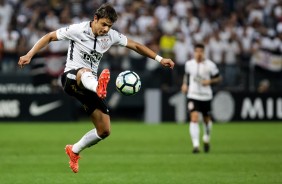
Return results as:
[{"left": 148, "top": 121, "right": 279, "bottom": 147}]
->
[{"left": 18, "top": 3, "right": 174, "bottom": 173}]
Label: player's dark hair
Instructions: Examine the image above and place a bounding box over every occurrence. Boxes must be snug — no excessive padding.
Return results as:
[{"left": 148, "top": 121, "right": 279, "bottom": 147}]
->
[
  {"left": 194, "top": 43, "right": 205, "bottom": 50},
  {"left": 95, "top": 3, "right": 117, "bottom": 23}
]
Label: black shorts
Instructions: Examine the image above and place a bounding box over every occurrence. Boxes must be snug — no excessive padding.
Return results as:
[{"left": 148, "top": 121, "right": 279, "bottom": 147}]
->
[
  {"left": 187, "top": 99, "right": 211, "bottom": 117},
  {"left": 61, "top": 68, "right": 109, "bottom": 115}
]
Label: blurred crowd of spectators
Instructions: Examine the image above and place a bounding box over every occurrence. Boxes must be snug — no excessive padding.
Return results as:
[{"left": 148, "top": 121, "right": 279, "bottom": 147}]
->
[{"left": 0, "top": 0, "right": 281, "bottom": 92}]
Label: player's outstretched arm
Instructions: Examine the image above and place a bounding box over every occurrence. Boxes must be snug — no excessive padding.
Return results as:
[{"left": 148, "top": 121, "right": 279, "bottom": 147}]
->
[
  {"left": 126, "top": 38, "right": 175, "bottom": 69},
  {"left": 18, "top": 31, "right": 58, "bottom": 68},
  {"left": 201, "top": 76, "right": 222, "bottom": 86}
]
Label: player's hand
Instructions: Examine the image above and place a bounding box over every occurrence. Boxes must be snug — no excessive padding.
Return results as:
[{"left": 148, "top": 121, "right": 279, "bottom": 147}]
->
[
  {"left": 160, "top": 58, "right": 175, "bottom": 69},
  {"left": 201, "top": 80, "right": 211, "bottom": 86},
  {"left": 18, "top": 54, "right": 32, "bottom": 68},
  {"left": 181, "top": 84, "right": 188, "bottom": 94}
]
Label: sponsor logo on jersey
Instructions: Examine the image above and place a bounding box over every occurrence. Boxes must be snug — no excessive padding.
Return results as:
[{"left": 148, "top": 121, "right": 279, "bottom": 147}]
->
[{"left": 81, "top": 50, "right": 103, "bottom": 65}]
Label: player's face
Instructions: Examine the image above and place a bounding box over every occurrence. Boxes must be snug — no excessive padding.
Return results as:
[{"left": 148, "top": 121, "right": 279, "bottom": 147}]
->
[
  {"left": 194, "top": 47, "right": 205, "bottom": 62},
  {"left": 93, "top": 16, "right": 113, "bottom": 36}
]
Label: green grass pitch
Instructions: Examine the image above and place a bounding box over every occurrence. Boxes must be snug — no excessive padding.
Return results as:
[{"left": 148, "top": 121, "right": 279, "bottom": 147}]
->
[{"left": 0, "top": 122, "right": 281, "bottom": 184}]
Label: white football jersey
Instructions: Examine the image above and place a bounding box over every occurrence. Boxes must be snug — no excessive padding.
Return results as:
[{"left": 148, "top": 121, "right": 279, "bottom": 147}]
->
[
  {"left": 56, "top": 21, "right": 127, "bottom": 78},
  {"left": 184, "top": 59, "right": 219, "bottom": 101}
]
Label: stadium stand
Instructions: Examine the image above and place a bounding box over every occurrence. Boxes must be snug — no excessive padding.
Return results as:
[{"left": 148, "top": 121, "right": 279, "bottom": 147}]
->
[{"left": 0, "top": 0, "right": 281, "bottom": 92}]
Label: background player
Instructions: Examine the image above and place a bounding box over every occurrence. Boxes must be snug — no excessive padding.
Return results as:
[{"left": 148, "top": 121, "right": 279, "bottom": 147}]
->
[
  {"left": 181, "top": 43, "right": 221, "bottom": 153},
  {"left": 18, "top": 3, "right": 174, "bottom": 172}
]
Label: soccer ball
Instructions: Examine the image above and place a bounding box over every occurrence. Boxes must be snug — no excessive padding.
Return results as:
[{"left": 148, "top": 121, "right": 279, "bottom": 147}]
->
[{"left": 116, "top": 70, "right": 141, "bottom": 96}]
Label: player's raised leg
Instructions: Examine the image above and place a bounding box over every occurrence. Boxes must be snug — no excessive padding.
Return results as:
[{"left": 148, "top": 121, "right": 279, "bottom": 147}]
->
[
  {"left": 96, "top": 69, "right": 110, "bottom": 99},
  {"left": 77, "top": 68, "right": 110, "bottom": 99},
  {"left": 78, "top": 68, "right": 98, "bottom": 92}
]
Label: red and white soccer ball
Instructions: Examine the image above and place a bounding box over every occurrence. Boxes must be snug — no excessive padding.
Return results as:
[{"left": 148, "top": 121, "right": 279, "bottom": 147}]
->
[{"left": 116, "top": 70, "right": 141, "bottom": 96}]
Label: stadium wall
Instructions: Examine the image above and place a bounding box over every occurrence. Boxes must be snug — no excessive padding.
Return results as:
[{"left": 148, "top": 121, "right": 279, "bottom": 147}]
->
[
  {"left": 145, "top": 90, "right": 282, "bottom": 123},
  {"left": 0, "top": 74, "right": 281, "bottom": 122}
]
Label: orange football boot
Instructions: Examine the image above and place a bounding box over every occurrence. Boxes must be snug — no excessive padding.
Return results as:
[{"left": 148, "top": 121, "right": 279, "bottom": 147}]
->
[
  {"left": 65, "top": 145, "right": 80, "bottom": 173},
  {"left": 97, "top": 69, "right": 110, "bottom": 99}
]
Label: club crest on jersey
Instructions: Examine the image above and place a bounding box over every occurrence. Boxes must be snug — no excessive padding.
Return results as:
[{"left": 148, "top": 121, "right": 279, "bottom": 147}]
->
[{"left": 98, "top": 37, "right": 110, "bottom": 49}]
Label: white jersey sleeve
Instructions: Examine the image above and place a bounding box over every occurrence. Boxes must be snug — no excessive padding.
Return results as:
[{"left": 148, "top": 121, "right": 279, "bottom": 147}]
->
[
  {"left": 110, "top": 29, "right": 127, "bottom": 46},
  {"left": 210, "top": 61, "right": 220, "bottom": 77},
  {"left": 56, "top": 23, "right": 80, "bottom": 41}
]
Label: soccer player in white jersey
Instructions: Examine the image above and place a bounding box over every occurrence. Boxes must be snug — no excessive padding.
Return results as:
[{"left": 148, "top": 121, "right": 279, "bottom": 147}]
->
[
  {"left": 181, "top": 43, "right": 221, "bottom": 153},
  {"left": 18, "top": 3, "right": 174, "bottom": 173}
]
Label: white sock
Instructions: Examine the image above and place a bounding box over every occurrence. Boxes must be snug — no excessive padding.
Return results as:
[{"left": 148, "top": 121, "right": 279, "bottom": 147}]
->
[
  {"left": 72, "top": 129, "right": 102, "bottom": 154},
  {"left": 81, "top": 71, "right": 98, "bottom": 92},
  {"left": 203, "top": 121, "right": 212, "bottom": 143},
  {"left": 189, "top": 122, "right": 200, "bottom": 148}
]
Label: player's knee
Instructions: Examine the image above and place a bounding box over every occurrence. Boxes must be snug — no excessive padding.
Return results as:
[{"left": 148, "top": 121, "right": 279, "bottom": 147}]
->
[
  {"left": 77, "top": 68, "right": 92, "bottom": 86},
  {"left": 190, "top": 112, "right": 199, "bottom": 122},
  {"left": 97, "top": 128, "right": 111, "bottom": 139}
]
